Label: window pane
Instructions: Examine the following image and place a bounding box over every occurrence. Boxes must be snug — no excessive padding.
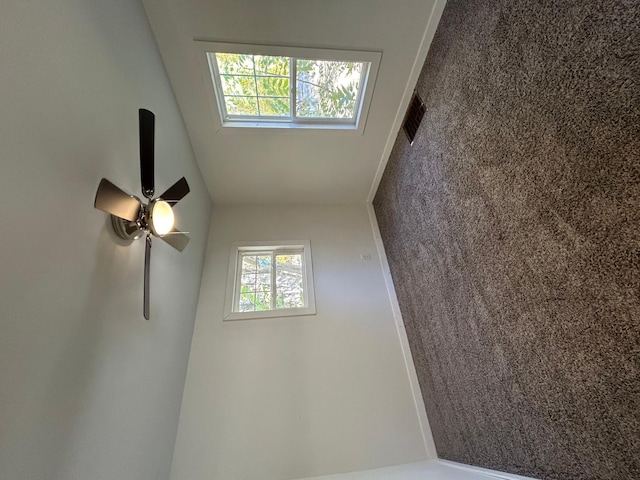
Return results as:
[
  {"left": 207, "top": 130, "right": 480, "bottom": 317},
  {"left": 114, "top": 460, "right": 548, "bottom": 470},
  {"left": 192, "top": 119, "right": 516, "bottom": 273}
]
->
[
  {"left": 257, "top": 273, "right": 271, "bottom": 288},
  {"left": 238, "top": 254, "right": 274, "bottom": 312},
  {"left": 215, "top": 53, "right": 254, "bottom": 75},
  {"left": 230, "top": 243, "right": 315, "bottom": 318},
  {"left": 225, "top": 96, "right": 259, "bottom": 116},
  {"left": 238, "top": 300, "right": 255, "bottom": 312},
  {"left": 240, "top": 273, "right": 256, "bottom": 289},
  {"left": 258, "top": 97, "right": 290, "bottom": 117},
  {"left": 255, "top": 291, "right": 271, "bottom": 311},
  {"left": 239, "top": 281, "right": 271, "bottom": 311},
  {"left": 241, "top": 255, "right": 257, "bottom": 273},
  {"left": 275, "top": 254, "right": 304, "bottom": 308},
  {"left": 296, "top": 59, "right": 364, "bottom": 119},
  {"left": 254, "top": 55, "right": 290, "bottom": 76},
  {"left": 256, "top": 76, "right": 290, "bottom": 97},
  {"left": 220, "top": 74, "right": 257, "bottom": 96},
  {"left": 256, "top": 255, "right": 272, "bottom": 273},
  {"left": 239, "top": 285, "right": 256, "bottom": 312}
]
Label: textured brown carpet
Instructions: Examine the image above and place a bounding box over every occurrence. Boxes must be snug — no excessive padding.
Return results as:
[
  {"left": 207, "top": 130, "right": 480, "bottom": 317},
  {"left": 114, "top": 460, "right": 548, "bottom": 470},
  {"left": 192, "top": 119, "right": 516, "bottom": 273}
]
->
[{"left": 373, "top": 1, "right": 640, "bottom": 479}]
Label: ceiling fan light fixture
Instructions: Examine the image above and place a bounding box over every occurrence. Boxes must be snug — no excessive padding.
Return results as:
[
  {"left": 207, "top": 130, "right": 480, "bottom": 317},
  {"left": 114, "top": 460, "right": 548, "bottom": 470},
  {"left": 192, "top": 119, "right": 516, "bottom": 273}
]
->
[{"left": 149, "top": 199, "right": 175, "bottom": 236}]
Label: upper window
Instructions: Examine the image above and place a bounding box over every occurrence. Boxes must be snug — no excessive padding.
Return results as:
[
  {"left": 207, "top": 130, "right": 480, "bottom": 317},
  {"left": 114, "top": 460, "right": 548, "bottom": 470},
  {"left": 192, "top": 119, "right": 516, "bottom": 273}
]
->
[
  {"left": 224, "top": 241, "right": 316, "bottom": 321},
  {"left": 196, "top": 42, "right": 381, "bottom": 133}
]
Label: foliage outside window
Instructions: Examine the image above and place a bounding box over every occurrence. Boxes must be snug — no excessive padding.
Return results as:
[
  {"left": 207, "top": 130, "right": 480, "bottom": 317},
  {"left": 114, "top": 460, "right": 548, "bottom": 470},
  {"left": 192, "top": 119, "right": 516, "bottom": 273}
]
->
[
  {"left": 213, "top": 53, "right": 364, "bottom": 120},
  {"left": 237, "top": 250, "right": 304, "bottom": 312},
  {"left": 197, "top": 42, "right": 381, "bottom": 132},
  {"left": 224, "top": 241, "right": 316, "bottom": 321}
]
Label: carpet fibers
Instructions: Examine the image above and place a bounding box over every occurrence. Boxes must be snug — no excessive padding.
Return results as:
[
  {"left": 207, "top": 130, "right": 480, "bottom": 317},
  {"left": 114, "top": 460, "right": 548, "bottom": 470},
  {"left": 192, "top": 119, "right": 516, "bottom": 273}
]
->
[{"left": 373, "top": 1, "right": 639, "bottom": 479}]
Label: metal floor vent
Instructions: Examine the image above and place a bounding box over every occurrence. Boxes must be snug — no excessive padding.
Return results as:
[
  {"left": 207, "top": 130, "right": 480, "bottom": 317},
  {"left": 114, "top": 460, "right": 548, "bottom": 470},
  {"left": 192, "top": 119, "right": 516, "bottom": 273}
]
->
[{"left": 402, "top": 93, "right": 426, "bottom": 145}]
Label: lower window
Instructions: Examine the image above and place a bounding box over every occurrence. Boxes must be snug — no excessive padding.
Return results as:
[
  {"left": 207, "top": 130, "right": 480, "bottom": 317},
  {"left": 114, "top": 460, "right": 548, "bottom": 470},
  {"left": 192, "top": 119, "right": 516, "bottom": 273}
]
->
[{"left": 224, "top": 241, "right": 316, "bottom": 320}]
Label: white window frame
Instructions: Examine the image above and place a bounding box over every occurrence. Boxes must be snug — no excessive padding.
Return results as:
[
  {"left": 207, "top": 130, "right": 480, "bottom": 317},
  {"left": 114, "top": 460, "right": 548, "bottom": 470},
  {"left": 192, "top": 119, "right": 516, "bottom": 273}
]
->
[
  {"left": 195, "top": 41, "right": 382, "bottom": 134},
  {"left": 223, "top": 240, "right": 316, "bottom": 321}
]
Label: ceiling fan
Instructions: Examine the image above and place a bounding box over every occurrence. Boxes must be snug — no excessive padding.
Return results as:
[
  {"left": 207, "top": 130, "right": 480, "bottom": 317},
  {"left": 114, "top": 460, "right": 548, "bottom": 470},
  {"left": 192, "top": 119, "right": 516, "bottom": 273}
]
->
[{"left": 94, "top": 109, "right": 190, "bottom": 320}]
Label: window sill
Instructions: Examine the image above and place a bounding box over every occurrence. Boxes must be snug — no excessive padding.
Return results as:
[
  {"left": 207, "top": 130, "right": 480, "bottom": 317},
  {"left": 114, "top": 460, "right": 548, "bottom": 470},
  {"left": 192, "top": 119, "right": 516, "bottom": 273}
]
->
[
  {"left": 224, "top": 306, "right": 316, "bottom": 321},
  {"left": 219, "top": 121, "right": 360, "bottom": 132}
]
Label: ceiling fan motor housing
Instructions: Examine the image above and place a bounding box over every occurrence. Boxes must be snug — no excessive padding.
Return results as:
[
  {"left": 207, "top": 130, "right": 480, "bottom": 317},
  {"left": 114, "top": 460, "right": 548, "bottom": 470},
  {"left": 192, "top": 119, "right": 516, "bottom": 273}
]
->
[
  {"left": 110, "top": 198, "right": 174, "bottom": 240},
  {"left": 111, "top": 201, "right": 146, "bottom": 240}
]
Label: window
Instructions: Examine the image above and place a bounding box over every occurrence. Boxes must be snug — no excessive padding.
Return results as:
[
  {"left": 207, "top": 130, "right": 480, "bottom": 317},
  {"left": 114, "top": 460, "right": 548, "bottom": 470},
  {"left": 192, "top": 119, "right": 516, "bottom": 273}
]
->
[
  {"left": 224, "top": 241, "right": 316, "bottom": 320},
  {"left": 195, "top": 41, "right": 381, "bottom": 133}
]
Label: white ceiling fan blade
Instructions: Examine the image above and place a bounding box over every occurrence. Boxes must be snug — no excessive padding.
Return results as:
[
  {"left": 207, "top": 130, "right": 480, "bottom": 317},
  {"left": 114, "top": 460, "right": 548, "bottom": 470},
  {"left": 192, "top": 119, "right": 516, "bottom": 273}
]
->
[{"left": 160, "top": 229, "right": 190, "bottom": 252}]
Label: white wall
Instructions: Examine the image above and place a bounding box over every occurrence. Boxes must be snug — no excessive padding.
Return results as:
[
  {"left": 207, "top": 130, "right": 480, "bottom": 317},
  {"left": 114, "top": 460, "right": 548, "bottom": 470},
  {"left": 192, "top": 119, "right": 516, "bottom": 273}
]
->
[
  {"left": 170, "top": 205, "right": 426, "bottom": 480},
  {"left": 0, "top": 1, "right": 211, "bottom": 479}
]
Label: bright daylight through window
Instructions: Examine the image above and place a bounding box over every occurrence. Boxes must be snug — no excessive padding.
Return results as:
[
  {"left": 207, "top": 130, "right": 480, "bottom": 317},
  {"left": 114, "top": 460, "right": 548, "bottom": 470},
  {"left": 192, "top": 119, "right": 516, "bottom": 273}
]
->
[
  {"left": 224, "top": 242, "right": 316, "bottom": 321},
  {"left": 197, "top": 42, "right": 381, "bottom": 131},
  {"left": 238, "top": 250, "right": 304, "bottom": 311},
  {"left": 213, "top": 54, "right": 364, "bottom": 120}
]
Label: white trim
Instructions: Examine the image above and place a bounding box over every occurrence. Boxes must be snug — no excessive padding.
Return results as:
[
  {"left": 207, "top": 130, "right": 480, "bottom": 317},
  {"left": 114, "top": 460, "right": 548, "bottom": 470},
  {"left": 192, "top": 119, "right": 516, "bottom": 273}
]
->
[
  {"left": 366, "top": 203, "right": 438, "bottom": 459},
  {"left": 436, "top": 460, "right": 541, "bottom": 480},
  {"left": 290, "top": 56, "right": 297, "bottom": 121},
  {"left": 291, "top": 460, "right": 542, "bottom": 480},
  {"left": 366, "top": 0, "right": 447, "bottom": 201},
  {"left": 223, "top": 240, "right": 316, "bottom": 321},
  {"left": 194, "top": 41, "right": 381, "bottom": 134}
]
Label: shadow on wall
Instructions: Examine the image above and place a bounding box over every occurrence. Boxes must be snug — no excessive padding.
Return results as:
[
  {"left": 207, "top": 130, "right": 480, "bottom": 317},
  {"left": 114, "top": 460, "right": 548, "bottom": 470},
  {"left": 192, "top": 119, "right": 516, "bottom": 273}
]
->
[{"left": 44, "top": 221, "right": 134, "bottom": 478}]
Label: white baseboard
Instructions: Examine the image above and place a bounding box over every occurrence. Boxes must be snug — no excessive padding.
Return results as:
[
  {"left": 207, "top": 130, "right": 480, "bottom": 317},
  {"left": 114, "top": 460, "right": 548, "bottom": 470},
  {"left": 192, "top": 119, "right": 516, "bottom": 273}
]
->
[
  {"left": 366, "top": 0, "right": 448, "bottom": 203},
  {"left": 367, "top": 203, "right": 438, "bottom": 459},
  {"left": 437, "top": 460, "right": 540, "bottom": 480}
]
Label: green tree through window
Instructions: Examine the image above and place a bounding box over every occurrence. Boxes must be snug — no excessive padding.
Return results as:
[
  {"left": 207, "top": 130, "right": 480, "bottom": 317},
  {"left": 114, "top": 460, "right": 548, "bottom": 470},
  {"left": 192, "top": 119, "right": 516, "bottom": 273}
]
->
[
  {"left": 238, "top": 252, "right": 304, "bottom": 312},
  {"left": 212, "top": 53, "right": 365, "bottom": 120}
]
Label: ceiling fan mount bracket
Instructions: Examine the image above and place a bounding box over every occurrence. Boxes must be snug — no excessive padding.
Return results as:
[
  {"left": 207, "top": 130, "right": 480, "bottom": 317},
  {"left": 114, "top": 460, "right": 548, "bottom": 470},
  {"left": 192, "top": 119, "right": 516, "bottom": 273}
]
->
[{"left": 110, "top": 214, "right": 145, "bottom": 241}]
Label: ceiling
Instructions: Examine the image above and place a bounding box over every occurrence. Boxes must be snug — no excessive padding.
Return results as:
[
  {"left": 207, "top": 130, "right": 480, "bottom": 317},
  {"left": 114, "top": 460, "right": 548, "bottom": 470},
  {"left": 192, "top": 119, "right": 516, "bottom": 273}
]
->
[{"left": 143, "top": 0, "right": 442, "bottom": 205}]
